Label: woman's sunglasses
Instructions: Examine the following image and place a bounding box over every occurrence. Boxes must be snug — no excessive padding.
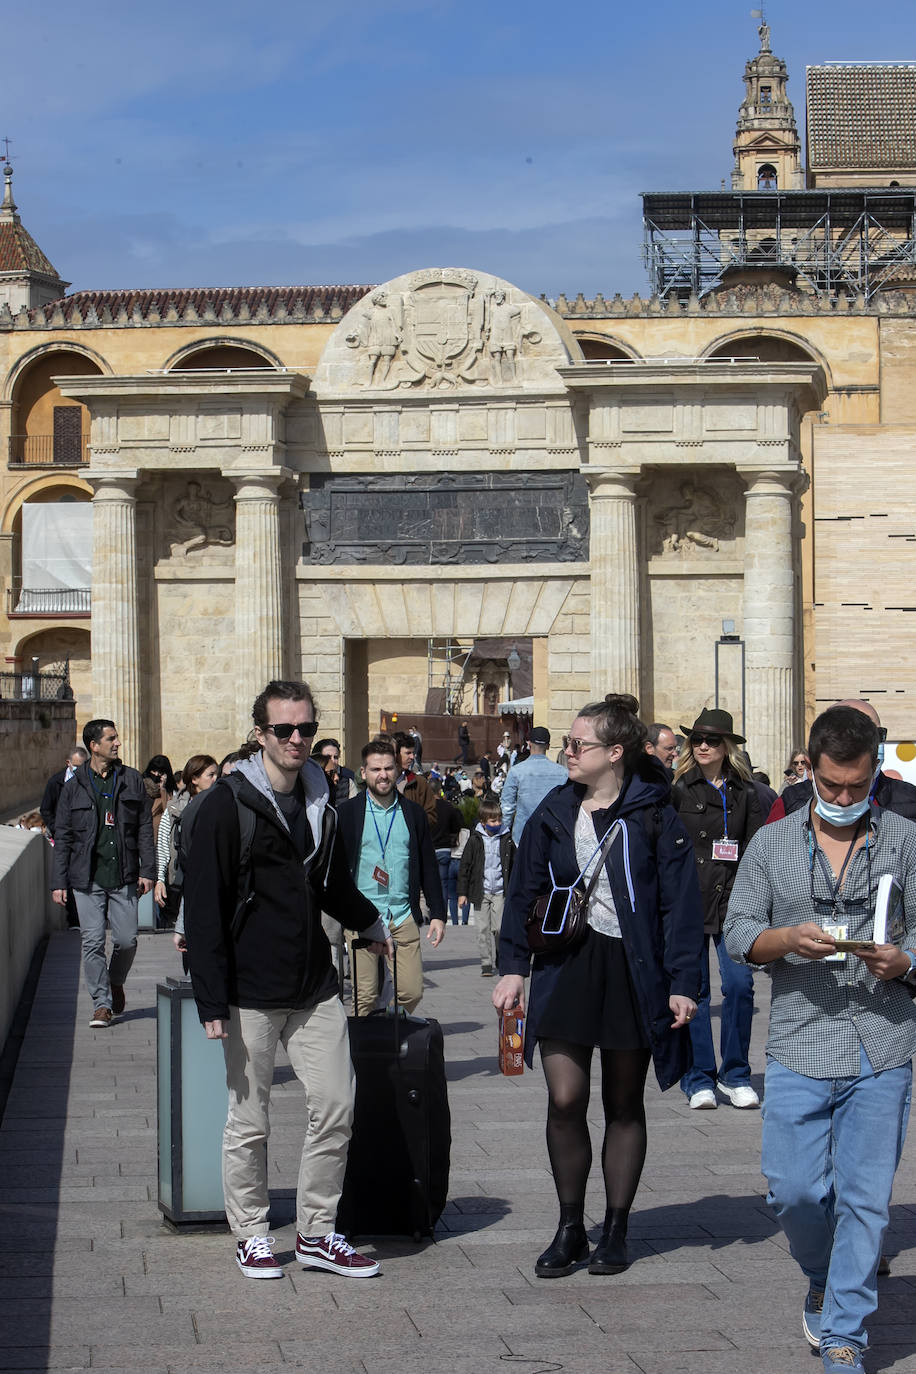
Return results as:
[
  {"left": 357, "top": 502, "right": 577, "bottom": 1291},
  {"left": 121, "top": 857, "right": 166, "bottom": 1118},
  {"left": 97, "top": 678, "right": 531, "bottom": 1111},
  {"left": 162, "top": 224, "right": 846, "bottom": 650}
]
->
[{"left": 691, "top": 734, "right": 723, "bottom": 748}]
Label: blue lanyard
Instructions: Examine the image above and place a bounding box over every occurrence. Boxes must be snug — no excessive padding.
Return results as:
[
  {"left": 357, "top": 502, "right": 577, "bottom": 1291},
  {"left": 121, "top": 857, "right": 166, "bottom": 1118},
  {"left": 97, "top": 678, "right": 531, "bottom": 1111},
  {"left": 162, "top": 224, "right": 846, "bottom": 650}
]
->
[
  {"left": 807, "top": 816, "right": 870, "bottom": 917},
  {"left": 90, "top": 769, "right": 115, "bottom": 803},
  {"left": 714, "top": 781, "right": 729, "bottom": 841},
  {"left": 368, "top": 796, "right": 399, "bottom": 862}
]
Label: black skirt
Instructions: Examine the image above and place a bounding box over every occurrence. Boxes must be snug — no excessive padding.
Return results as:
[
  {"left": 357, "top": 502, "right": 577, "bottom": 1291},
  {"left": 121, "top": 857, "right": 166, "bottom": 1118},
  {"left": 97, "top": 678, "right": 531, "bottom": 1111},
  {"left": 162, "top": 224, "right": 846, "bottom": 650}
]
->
[{"left": 535, "top": 926, "right": 648, "bottom": 1051}]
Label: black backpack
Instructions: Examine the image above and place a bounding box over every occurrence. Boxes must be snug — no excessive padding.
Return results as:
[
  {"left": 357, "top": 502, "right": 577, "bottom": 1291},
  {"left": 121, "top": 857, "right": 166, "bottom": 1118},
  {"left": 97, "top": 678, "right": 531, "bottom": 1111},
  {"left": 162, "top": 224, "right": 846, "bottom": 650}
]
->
[{"left": 179, "top": 776, "right": 257, "bottom": 936}]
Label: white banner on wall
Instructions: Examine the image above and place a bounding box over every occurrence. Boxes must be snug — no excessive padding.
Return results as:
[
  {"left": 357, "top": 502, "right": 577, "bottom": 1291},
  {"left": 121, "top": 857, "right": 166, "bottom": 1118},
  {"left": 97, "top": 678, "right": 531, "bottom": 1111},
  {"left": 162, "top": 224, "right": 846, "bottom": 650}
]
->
[{"left": 18, "top": 502, "right": 93, "bottom": 613}]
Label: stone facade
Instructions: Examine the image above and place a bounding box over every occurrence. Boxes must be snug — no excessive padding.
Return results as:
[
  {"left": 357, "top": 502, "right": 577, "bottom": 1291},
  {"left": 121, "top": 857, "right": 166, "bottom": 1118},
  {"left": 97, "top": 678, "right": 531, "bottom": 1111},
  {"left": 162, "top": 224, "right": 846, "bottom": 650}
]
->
[{"left": 3, "top": 32, "right": 916, "bottom": 784}]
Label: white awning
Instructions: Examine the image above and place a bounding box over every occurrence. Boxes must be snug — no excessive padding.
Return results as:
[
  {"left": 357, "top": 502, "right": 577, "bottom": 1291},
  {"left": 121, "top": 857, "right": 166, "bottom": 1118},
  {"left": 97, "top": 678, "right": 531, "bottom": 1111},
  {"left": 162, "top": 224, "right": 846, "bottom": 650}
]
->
[{"left": 497, "top": 695, "right": 534, "bottom": 715}]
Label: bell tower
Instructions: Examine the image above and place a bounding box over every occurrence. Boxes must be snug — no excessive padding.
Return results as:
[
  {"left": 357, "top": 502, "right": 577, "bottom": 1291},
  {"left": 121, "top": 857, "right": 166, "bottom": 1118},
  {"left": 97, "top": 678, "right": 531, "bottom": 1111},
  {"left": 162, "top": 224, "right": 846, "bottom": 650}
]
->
[{"left": 731, "top": 19, "right": 803, "bottom": 191}]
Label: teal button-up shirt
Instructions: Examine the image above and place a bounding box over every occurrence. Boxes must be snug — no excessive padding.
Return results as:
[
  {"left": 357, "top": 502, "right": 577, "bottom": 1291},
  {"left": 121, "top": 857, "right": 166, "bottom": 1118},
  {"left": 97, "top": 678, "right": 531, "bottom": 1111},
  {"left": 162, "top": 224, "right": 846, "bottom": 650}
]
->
[{"left": 357, "top": 794, "right": 412, "bottom": 930}]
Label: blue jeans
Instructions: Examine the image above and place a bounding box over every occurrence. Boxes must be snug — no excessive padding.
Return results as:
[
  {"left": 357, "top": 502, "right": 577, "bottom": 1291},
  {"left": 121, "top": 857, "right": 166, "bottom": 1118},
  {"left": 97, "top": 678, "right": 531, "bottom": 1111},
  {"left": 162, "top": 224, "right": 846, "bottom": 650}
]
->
[
  {"left": 762, "top": 1047, "right": 911, "bottom": 1353},
  {"left": 436, "top": 851, "right": 460, "bottom": 924},
  {"left": 73, "top": 882, "right": 139, "bottom": 1008},
  {"left": 681, "top": 931, "right": 755, "bottom": 1095}
]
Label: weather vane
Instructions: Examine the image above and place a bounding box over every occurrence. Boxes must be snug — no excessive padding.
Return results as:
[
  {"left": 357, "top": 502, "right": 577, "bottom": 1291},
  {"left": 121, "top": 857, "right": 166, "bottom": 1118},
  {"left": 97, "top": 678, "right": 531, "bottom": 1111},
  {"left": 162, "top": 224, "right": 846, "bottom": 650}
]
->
[
  {"left": 750, "top": 8, "right": 770, "bottom": 52},
  {"left": 0, "top": 138, "right": 12, "bottom": 166}
]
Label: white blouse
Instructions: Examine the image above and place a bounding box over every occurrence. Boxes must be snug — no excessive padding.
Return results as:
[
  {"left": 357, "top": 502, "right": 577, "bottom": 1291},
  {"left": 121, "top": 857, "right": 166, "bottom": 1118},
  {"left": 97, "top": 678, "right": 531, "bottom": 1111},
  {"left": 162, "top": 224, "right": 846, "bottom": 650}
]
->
[{"left": 575, "top": 807, "right": 622, "bottom": 939}]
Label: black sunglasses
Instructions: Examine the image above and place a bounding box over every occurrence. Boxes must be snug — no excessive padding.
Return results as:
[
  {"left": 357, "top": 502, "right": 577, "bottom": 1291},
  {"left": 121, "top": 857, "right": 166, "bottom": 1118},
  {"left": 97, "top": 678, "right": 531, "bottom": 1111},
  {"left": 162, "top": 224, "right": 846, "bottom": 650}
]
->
[
  {"left": 691, "top": 733, "right": 723, "bottom": 748},
  {"left": 264, "top": 721, "right": 319, "bottom": 742}
]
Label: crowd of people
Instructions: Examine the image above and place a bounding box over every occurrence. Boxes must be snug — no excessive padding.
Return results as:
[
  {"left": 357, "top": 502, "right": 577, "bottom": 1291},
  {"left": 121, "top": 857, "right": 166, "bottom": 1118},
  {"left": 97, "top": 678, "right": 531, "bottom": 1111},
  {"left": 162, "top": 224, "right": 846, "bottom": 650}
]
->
[{"left": 32, "top": 685, "right": 916, "bottom": 1371}]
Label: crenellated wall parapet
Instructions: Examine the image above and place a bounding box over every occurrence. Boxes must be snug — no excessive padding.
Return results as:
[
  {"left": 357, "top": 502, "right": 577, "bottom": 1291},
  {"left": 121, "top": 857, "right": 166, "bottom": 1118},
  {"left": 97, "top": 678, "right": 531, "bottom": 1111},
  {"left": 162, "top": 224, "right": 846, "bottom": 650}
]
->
[{"left": 546, "top": 285, "right": 916, "bottom": 319}]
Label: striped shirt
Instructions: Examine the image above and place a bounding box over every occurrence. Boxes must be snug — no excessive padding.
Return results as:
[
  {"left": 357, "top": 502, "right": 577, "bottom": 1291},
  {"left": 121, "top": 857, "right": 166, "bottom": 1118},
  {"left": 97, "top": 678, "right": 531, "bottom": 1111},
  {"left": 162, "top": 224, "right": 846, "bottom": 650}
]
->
[{"left": 723, "top": 802, "right": 916, "bottom": 1078}]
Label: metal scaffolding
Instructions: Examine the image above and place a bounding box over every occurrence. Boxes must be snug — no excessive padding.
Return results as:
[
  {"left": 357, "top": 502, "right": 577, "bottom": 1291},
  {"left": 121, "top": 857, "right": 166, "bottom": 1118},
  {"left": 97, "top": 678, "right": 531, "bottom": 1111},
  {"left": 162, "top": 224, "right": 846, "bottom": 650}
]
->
[
  {"left": 642, "top": 189, "right": 916, "bottom": 301},
  {"left": 427, "top": 638, "right": 474, "bottom": 715}
]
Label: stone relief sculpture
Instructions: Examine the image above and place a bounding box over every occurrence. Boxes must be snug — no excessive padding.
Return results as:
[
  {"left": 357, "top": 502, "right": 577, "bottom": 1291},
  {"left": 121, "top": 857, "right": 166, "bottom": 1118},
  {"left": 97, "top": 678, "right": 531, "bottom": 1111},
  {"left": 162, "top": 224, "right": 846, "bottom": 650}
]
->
[
  {"left": 340, "top": 270, "right": 543, "bottom": 391},
  {"left": 655, "top": 481, "right": 735, "bottom": 555},
  {"left": 168, "top": 479, "right": 234, "bottom": 557}
]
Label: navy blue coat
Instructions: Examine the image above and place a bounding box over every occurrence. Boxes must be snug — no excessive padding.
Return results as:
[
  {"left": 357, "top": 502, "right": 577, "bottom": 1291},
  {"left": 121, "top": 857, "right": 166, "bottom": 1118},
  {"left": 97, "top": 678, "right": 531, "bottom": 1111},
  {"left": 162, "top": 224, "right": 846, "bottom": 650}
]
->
[{"left": 498, "top": 763, "right": 704, "bottom": 1090}]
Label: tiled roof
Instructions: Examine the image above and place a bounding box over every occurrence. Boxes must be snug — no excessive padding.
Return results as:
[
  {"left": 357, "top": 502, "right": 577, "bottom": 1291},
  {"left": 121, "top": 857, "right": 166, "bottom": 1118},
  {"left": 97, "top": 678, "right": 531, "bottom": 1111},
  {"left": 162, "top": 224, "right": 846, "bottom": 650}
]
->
[
  {"left": 807, "top": 63, "right": 916, "bottom": 169},
  {"left": 0, "top": 221, "right": 61, "bottom": 277},
  {"left": 36, "top": 284, "right": 374, "bottom": 323}
]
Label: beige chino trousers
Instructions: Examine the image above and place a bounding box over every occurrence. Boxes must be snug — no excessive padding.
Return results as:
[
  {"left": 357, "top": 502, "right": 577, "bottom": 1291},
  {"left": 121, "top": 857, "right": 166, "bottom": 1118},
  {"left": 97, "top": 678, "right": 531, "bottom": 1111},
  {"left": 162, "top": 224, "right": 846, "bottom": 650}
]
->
[{"left": 221, "top": 996, "right": 354, "bottom": 1240}]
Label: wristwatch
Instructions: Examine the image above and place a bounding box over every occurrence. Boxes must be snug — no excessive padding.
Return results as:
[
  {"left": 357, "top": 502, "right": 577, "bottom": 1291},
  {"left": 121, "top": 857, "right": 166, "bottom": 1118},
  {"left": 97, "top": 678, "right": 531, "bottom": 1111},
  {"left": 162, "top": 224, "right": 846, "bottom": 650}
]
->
[{"left": 901, "top": 950, "right": 916, "bottom": 986}]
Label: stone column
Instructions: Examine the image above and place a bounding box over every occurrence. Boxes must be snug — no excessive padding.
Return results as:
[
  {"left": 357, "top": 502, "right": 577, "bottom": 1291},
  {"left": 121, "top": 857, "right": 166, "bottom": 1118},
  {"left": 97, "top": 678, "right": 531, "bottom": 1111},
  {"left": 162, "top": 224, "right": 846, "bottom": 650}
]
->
[
  {"left": 741, "top": 469, "right": 799, "bottom": 782},
  {"left": 231, "top": 471, "right": 287, "bottom": 724},
  {"left": 88, "top": 472, "right": 143, "bottom": 763},
  {"left": 586, "top": 469, "right": 640, "bottom": 700}
]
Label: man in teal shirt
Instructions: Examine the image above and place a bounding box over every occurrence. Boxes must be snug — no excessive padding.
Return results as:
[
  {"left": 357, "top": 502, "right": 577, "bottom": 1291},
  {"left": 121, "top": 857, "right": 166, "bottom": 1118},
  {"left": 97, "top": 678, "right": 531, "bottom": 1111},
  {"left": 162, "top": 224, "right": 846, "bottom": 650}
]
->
[{"left": 339, "top": 740, "right": 446, "bottom": 1015}]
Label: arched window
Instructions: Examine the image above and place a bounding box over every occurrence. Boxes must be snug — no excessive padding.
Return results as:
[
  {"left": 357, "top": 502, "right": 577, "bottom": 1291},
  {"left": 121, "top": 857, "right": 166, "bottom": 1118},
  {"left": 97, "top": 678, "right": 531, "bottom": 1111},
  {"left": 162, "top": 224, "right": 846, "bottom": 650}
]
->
[{"left": 758, "top": 164, "right": 778, "bottom": 191}]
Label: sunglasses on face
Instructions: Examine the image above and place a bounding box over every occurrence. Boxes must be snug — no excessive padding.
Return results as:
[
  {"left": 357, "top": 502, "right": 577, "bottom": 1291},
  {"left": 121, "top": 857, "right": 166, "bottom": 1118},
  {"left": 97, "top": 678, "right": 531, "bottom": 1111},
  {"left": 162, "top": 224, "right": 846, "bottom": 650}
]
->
[
  {"left": 691, "top": 734, "right": 723, "bottom": 748},
  {"left": 264, "top": 721, "right": 319, "bottom": 742},
  {"left": 566, "top": 737, "right": 605, "bottom": 756}
]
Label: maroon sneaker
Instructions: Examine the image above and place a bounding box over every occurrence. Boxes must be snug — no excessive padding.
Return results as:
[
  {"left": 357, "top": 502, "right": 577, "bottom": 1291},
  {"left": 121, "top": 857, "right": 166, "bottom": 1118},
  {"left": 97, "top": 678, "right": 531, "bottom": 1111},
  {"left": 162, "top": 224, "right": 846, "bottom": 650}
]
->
[
  {"left": 236, "top": 1235, "right": 283, "bottom": 1279},
  {"left": 89, "top": 1007, "right": 112, "bottom": 1028},
  {"left": 111, "top": 985, "right": 126, "bottom": 1016},
  {"left": 295, "top": 1232, "right": 380, "bottom": 1277}
]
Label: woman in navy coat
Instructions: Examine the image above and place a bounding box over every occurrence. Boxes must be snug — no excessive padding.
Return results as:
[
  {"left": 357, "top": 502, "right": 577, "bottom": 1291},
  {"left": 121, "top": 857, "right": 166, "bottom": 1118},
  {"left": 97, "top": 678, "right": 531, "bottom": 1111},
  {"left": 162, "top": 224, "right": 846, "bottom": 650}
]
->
[{"left": 493, "top": 694, "right": 703, "bottom": 1279}]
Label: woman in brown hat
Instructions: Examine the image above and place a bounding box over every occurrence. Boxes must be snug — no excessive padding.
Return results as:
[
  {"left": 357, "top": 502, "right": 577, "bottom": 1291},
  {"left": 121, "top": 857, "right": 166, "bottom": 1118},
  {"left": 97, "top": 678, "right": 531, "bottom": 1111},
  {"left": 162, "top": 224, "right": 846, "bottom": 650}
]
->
[{"left": 672, "top": 709, "right": 765, "bottom": 1111}]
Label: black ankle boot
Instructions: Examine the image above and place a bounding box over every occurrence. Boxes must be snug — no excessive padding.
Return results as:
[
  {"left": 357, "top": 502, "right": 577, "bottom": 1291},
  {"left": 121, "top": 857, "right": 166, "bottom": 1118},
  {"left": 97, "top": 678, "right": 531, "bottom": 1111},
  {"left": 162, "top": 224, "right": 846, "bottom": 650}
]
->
[
  {"left": 535, "top": 1221, "right": 589, "bottom": 1278},
  {"left": 588, "top": 1211, "right": 629, "bottom": 1275}
]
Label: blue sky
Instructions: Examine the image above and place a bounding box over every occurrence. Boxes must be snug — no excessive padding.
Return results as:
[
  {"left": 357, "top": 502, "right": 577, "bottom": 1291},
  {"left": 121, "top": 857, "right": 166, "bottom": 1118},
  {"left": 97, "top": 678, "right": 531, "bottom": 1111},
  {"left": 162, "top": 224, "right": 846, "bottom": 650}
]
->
[{"left": 6, "top": 0, "right": 916, "bottom": 300}]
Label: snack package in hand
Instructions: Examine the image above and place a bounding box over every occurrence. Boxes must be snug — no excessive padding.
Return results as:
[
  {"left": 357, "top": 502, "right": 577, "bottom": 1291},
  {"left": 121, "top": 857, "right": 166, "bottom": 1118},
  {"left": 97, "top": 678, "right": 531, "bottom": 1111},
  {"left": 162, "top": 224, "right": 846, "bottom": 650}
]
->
[{"left": 498, "top": 1010, "right": 524, "bottom": 1076}]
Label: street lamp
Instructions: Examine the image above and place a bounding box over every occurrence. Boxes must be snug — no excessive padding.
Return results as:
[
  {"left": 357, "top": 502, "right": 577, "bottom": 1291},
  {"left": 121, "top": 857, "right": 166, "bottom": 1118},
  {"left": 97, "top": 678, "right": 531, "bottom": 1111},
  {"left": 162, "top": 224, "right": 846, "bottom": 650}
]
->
[{"left": 715, "top": 619, "right": 745, "bottom": 735}]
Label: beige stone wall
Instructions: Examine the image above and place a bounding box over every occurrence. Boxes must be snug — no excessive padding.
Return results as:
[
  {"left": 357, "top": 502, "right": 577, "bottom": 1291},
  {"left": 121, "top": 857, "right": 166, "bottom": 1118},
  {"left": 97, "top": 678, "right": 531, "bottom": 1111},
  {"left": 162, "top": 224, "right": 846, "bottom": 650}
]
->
[
  {"left": 365, "top": 638, "right": 430, "bottom": 730},
  {"left": 154, "top": 573, "right": 239, "bottom": 768},
  {"left": 812, "top": 425, "right": 916, "bottom": 737}
]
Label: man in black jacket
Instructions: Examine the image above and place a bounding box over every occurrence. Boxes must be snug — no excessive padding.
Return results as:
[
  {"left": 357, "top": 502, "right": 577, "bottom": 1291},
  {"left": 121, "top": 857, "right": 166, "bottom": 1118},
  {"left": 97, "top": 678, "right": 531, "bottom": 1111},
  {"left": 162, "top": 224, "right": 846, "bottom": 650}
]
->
[
  {"left": 39, "top": 745, "right": 88, "bottom": 836},
  {"left": 768, "top": 699, "right": 916, "bottom": 824},
  {"left": 51, "top": 720, "right": 154, "bottom": 1027},
  {"left": 184, "top": 680, "right": 390, "bottom": 1283},
  {"left": 338, "top": 739, "right": 446, "bottom": 1016}
]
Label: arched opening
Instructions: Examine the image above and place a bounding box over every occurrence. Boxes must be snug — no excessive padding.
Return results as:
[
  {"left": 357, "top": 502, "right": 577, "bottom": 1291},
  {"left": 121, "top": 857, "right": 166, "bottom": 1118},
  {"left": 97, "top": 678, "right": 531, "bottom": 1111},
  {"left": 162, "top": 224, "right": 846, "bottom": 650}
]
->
[
  {"left": 575, "top": 337, "right": 635, "bottom": 362},
  {"left": 15, "top": 626, "right": 92, "bottom": 725},
  {"left": 171, "top": 344, "right": 274, "bottom": 370},
  {"left": 707, "top": 333, "right": 816, "bottom": 365},
  {"left": 9, "top": 485, "right": 93, "bottom": 617},
  {"left": 758, "top": 164, "right": 778, "bottom": 190},
  {"left": 9, "top": 350, "right": 103, "bottom": 466}
]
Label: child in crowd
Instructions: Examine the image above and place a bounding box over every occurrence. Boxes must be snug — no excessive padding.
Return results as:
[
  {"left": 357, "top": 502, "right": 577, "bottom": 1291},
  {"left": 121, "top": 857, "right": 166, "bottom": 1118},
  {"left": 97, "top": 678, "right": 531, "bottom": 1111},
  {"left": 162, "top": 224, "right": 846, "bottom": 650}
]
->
[{"left": 457, "top": 797, "right": 514, "bottom": 976}]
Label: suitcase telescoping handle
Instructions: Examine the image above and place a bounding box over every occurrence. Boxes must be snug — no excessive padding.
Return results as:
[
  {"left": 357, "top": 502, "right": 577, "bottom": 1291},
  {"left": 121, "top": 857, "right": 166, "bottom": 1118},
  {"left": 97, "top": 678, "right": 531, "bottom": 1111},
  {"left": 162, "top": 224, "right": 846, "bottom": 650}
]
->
[{"left": 352, "top": 936, "right": 401, "bottom": 1054}]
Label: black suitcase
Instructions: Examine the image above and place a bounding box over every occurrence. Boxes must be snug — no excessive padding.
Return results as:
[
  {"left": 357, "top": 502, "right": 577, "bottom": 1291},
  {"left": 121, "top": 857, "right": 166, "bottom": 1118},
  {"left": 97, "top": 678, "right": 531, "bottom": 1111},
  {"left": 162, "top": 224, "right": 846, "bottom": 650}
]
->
[{"left": 336, "top": 937, "right": 451, "bottom": 1240}]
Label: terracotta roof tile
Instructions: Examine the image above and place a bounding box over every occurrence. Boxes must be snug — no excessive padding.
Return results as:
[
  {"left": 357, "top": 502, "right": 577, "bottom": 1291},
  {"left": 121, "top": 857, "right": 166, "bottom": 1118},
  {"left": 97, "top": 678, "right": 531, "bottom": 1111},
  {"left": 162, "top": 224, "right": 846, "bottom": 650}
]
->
[
  {"left": 36, "top": 283, "right": 374, "bottom": 323},
  {"left": 0, "top": 221, "right": 61, "bottom": 277},
  {"left": 807, "top": 63, "right": 916, "bottom": 170}
]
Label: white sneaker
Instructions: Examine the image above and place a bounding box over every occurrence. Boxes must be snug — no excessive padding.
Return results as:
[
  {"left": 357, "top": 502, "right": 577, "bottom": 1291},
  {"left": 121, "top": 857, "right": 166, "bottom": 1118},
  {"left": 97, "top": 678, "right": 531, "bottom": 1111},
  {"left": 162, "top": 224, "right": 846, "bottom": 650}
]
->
[
  {"left": 718, "top": 1081, "right": 760, "bottom": 1108},
  {"left": 688, "top": 1089, "right": 718, "bottom": 1110}
]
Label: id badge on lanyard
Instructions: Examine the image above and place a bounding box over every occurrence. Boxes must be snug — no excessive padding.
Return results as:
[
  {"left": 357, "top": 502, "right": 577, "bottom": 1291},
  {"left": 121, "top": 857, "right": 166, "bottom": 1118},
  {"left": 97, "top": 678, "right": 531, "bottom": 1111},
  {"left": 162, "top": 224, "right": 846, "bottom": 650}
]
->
[{"left": 711, "top": 783, "right": 738, "bottom": 862}]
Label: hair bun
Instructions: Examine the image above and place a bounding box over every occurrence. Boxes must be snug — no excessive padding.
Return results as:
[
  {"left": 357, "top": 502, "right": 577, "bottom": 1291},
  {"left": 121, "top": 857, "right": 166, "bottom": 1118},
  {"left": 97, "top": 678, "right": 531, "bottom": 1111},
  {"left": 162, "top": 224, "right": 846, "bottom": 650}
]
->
[{"left": 604, "top": 692, "right": 640, "bottom": 716}]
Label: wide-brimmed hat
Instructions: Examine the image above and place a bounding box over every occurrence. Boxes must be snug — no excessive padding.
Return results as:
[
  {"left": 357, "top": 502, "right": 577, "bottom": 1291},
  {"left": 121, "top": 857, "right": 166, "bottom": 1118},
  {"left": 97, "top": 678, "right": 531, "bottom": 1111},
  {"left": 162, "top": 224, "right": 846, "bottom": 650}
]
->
[{"left": 679, "top": 708, "right": 746, "bottom": 744}]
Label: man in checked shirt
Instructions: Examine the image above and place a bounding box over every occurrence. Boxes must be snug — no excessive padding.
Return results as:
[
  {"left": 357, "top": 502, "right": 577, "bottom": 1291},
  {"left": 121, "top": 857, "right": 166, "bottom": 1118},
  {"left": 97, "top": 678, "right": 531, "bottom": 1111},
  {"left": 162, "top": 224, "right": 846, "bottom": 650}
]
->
[{"left": 724, "top": 705, "right": 916, "bottom": 1374}]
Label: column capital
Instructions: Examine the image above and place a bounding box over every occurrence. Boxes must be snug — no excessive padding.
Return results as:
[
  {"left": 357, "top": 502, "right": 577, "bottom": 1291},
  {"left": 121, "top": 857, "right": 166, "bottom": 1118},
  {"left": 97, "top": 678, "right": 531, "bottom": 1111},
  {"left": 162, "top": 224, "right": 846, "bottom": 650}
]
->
[
  {"left": 86, "top": 470, "right": 139, "bottom": 500},
  {"left": 584, "top": 467, "right": 641, "bottom": 499},
  {"left": 228, "top": 467, "right": 294, "bottom": 500},
  {"left": 737, "top": 466, "right": 807, "bottom": 497}
]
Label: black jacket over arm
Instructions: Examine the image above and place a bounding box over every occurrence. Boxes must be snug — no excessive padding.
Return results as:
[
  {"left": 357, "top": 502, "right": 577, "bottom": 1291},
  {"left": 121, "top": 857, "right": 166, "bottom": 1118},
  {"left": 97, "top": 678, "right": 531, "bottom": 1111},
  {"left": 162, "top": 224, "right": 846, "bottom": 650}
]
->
[
  {"left": 336, "top": 792, "right": 446, "bottom": 925},
  {"left": 184, "top": 767, "right": 382, "bottom": 1024}
]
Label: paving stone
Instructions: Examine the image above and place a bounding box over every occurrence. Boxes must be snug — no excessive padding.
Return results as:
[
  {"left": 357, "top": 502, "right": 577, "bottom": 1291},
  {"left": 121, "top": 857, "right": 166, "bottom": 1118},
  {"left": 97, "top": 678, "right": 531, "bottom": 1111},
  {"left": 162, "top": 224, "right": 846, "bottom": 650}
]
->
[{"left": 5, "top": 929, "right": 916, "bottom": 1374}]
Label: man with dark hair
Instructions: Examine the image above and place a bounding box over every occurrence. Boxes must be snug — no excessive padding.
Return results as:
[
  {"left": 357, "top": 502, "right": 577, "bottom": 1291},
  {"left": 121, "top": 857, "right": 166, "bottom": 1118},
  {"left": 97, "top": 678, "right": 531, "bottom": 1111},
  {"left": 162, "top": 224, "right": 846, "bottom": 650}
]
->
[
  {"left": 645, "top": 723, "right": 678, "bottom": 773},
  {"left": 311, "top": 737, "right": 356, "bottom": 804},
  {"left": 51, "top": 720, "right": 154, "bottom": 1026},
  {"left": 338, "top": 739, "right": 446, "bottom": 1016},
  {"left": 724, "top": 705, "right": 916, "bottom": 1372},
  {"left": 392, "top": 730, "right": 438, "bottom": 828},
  {"left": 184, "top": 680, "right": 391, "bottom": 1281},
  {"left": 768, "top": 699, "right": 916, "bottom": 823}
]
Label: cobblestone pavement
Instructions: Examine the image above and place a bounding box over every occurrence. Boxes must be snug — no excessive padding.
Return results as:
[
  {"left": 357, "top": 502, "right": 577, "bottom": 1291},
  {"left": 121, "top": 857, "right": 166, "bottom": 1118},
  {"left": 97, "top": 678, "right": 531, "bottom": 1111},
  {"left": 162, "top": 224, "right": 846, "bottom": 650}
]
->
[{"left": 3, "top": 925, "right": 916, "bottom": 1373}]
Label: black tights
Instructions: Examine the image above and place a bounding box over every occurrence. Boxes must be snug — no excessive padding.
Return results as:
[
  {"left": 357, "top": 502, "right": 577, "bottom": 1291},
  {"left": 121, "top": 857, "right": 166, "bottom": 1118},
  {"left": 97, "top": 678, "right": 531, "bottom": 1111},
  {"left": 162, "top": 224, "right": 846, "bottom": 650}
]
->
[{"left": 541, "top": 1039, "right": 651, "bottom": 1221}]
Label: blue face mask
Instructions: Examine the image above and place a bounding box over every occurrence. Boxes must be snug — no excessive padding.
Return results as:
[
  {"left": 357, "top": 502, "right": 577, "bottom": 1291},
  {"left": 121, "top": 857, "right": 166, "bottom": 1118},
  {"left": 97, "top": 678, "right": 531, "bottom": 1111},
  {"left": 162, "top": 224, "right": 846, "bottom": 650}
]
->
[
  {"left": 485, "top": 822, "right": 502, "bottom": 834},
  {"left": 811, "top": 772, "right": 874, "bottom": 827}
]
